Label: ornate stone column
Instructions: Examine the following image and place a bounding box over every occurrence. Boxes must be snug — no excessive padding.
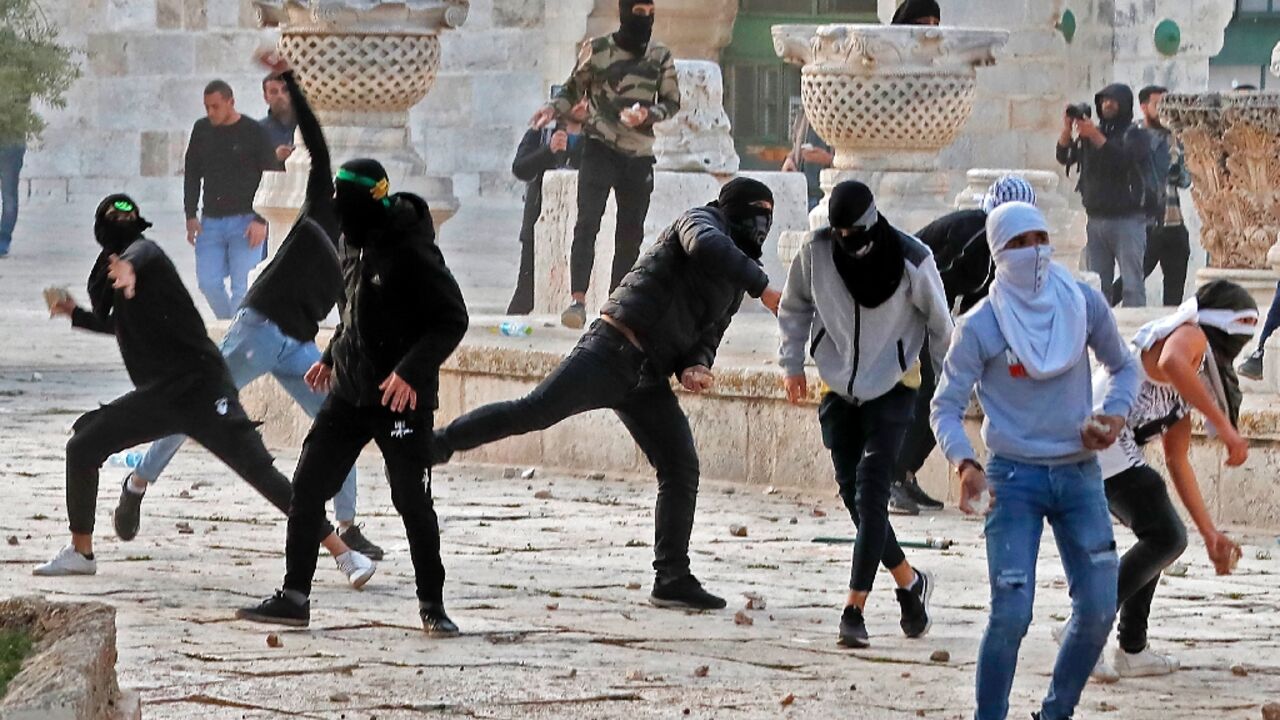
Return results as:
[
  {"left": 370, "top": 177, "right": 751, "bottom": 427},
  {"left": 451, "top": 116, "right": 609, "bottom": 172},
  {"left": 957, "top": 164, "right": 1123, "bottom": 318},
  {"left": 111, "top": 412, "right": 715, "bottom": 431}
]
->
[
  {"left": 253, "top": 0, "right": 468, "bottom": 235},
  {"left": 1162, "top": 91, "right": 1280, "bottom": 308},
  {"left": 773, "top": 24, "right": 1009, "bottom": 235},
  {"left": 579, "top": 0, "right": 741, "bottom": 174}
]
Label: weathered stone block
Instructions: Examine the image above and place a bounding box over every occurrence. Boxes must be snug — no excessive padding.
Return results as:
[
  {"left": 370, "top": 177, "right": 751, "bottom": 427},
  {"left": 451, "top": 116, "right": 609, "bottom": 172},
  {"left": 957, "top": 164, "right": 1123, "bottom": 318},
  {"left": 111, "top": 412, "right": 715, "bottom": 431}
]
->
[
  {"left": 184, "top": 0, "right": 208, "bottom": 30},
  {"left": 416, "top": 75, "right": 475, "bottom": 126},
  {"left": 471, "top": 73, "right": 545, "bottom": 129},
  {"left": 139, "top": 130, "right": 171, "bottom": 177},
  {"left": 155, "top": 0, "right": 182, "bottom": 29},
  {"left": 105, "top": 0, "right": 155, "bottom": 31},
  {"left": 126, "top": 33, "right": 195, "bottom": 77},
  {"left": 85, "top": 33, "right": 128, "bottom": 77},
  {"left": 493, "top": 0, "right": 544, "bottom": 28}
]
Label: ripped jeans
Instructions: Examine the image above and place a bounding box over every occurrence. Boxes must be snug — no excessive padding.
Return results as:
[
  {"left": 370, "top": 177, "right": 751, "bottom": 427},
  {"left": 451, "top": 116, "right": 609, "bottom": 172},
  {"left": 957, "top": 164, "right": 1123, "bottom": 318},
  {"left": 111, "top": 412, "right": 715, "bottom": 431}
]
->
[{"left": 976, "top": 457, "right": 1118, "bottom": 720}]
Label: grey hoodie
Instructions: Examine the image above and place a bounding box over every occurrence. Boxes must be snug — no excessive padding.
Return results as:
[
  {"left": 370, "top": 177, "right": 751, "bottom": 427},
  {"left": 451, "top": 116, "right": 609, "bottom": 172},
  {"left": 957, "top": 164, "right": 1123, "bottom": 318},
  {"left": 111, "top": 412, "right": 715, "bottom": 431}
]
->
[{"left": 779, "top": 227, "right": 953, "bottom": 403}]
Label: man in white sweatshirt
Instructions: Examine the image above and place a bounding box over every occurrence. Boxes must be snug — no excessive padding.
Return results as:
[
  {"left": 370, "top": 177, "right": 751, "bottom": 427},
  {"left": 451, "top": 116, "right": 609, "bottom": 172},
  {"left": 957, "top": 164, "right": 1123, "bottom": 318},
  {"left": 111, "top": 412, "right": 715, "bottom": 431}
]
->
[{"left": 778, "top": 180, "right": 953, "bottom": 648}]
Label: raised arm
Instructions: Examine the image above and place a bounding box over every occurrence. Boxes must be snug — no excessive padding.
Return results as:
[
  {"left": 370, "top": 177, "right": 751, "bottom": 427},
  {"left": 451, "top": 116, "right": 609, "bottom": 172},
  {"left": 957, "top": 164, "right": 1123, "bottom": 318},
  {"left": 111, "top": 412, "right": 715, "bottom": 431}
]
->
[{"left": 282, "top": 70, "right": 332, "bottom": 206}]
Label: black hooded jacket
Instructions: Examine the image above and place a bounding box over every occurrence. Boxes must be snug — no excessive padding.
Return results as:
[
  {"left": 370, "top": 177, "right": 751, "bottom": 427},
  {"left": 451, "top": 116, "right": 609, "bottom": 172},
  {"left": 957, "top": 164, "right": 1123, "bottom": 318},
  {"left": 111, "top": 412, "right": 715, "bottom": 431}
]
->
[
  {"left": 241, "top": 70, "right": 344, "bottom": 343},
  {"left": 1056, "top": 83, "right": 1151, "bottom": 217},
  {"left": 321, "top": 193, "right": 469, "bottom": 410},
  {"left": 600, "top": 206, "right": 770, "bottom": 377},
  {"left": 914, "top": 208, "right": 991, "bottom": 314},
  {"left": 72, "top": 232, "right": 231, "bottom": 393}
]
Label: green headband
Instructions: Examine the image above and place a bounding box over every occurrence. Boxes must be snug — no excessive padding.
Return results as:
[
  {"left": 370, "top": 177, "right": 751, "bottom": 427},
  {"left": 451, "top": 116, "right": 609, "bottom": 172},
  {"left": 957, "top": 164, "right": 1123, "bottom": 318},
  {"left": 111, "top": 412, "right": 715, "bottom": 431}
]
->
[
  {"left": 112, "top": 199, "right": 135, "bottom": 213},
  {"left": 336, "top": 168, "right": 392, "bottom": 208}
]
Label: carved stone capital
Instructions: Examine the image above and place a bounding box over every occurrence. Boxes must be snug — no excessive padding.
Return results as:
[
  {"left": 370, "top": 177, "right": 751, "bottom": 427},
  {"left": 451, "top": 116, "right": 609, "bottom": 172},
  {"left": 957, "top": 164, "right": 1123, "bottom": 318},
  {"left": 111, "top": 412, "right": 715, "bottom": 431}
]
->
[{"left": 255, "top": 0, "right": 469, "bottom": 35}]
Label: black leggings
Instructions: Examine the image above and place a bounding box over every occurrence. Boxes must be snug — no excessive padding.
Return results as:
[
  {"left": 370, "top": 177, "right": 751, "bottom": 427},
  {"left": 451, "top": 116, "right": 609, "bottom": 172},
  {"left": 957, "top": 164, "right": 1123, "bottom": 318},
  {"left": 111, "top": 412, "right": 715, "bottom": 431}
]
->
[
  {"left": 65, "top": 377, "right": 331, "bottom": 540},
  {"left": 1105, "top": 465, "right": 1189, "bottom": 653},
  {"left": 442, "top": 321, "right": 701, "bottom": 583},
  {"left": 819, "top": 385, "right": 916, "bottom": 592}
]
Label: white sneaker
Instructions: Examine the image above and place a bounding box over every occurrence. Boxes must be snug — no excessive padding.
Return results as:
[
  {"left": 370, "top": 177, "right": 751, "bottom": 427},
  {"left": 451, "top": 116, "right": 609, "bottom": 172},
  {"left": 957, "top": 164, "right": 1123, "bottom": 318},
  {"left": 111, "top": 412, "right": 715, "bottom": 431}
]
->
[
  {"left": 335, "top": 550, "right": 376, "bottom": 589},
  {"left": 1050, "top": 621, "right": 1120, "bottom": 683},
  {"left": 1112, "top": 645, "right": 1180, "bottom": 677},
  {"left": 33, "top": 545, "right": 98, "bottom": 576}
]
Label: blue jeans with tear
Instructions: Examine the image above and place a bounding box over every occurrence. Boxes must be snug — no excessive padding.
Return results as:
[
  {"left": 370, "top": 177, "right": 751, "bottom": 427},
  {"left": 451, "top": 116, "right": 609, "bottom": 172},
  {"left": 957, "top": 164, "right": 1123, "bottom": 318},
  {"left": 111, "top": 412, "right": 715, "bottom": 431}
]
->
[
  {"left": 975, "top": 456, "right": 1118, "bottom": 720},
  {"left": 136, "top": 307, "right": 358, "bottom": 522}
]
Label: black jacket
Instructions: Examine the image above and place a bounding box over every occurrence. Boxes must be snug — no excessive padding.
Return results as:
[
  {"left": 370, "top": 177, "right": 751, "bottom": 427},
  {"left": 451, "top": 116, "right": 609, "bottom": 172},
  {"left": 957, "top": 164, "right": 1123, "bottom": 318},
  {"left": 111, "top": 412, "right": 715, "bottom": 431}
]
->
[
  {"left": 914, "top": 208, "right": 990, "bottom": 315},
  {"left": 513, "top": 127, "right": 585, "bottom": 245},
  {"left": 241, "top": 71, "right": 343, "bottom": 343},
  {"left": 322, "top": 194, "right": 469, "bottom": 410},
  {"left": 72, "top": 239, "right": 232, "bottom": 393},
  {"left": 600, "top": 206, "right": 769, "bottom": 377},
  {"left": 1056, "top": 83, "right": 1150, "bottom": 218}
]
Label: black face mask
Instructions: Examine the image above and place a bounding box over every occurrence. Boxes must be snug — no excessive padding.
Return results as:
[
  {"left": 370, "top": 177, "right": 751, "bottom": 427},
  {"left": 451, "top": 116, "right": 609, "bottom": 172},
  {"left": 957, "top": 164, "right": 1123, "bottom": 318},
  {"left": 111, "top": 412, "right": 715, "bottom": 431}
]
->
[
  {"left": 94, "top": 219, "right": 148, "bottom": 255},
  {"left": 728, "top": 210, "right": 772, "bottom": 260},
  {"left": 833, "top": 227, "right": 874, "bottom": 257},
  {"left": 615, "top": 3, "right": 655, "bottom": 54},
  {"left": 335, "top": 190, "right": 389, "bottom": 249}
]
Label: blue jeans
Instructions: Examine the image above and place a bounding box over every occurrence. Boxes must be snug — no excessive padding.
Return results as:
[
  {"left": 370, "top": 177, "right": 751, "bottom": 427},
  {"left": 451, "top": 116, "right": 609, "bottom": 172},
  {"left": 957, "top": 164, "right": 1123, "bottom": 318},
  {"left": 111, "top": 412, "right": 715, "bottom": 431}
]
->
[
  {"left": 195, "top": 214, "right": 262, "bottom": 319},
  {"left": 976, "top": 457, "right": 1118, "bottom": 720},
  {"left": 1085, "top": 214, "right": 1147, "bottom": 308},
  {"left": 0, "top": 143, "right": 25, "bottom": 254},
  {"left": 136, "top": 308, "right": 358, "bottom": 522}
]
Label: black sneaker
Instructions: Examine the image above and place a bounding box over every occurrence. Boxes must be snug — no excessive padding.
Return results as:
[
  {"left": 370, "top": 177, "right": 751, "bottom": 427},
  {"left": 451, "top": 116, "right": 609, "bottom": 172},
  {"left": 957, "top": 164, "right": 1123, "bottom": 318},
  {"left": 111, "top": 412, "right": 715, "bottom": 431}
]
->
[
  {"left": 113, "top": 474, "right": 144, "bottom": 542},
  {"left": 649, "top": 575, "right": 727, "bottom": 610},
  {"left": 895, "top": 569, "right": 933, "bottom": 638},
  {"left": 838, "top": 605, "right": 870, "bottom": 648},
  {"left": 560, "top": 301, "right": 587, "bottom": 329},
  {"left": 338, "top": 524, "right": 385, "bottom": 561},
  {"left": 420, "top": 603, "right": 460, "bottom": 637},
  {"left": 1239, "top": 349, "right": 1265, "bottom": 381},
  {"left": 236, "top": 590, "right": 310, "bottom": 627},
  {"left": 430, "top": 429, "right": 455, "bottom": 466},
  {"left": 888, "top": 482, "right": 920, "bottom": 516},
  {"left": 901, "top": 473, "right": 944, "bottom": 511}
]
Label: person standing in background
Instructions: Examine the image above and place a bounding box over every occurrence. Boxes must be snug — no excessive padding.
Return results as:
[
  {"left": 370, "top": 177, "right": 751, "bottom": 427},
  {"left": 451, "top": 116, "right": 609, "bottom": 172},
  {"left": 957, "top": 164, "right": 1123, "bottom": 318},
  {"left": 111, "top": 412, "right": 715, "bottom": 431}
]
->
[
  {"left": 260, "top": 73, "right": 298, "bottom": 172},
  {"left": 531, "top": 0, "right": 680, "bottom": 330},
  {"left": 507, "top": 91, "right": 588, "bottom": 315},
  {"left": 781, "top": 113, "right": 833, "bottom": 212},
  {"left": 0, "top": 135, "right": 24, "bottom": 259},
  {"left": 1136, "top": 85, "right": 1192, "bottom": 307},
  {"left": 184, "top": 80, "right": 275, "bottom": 319}
]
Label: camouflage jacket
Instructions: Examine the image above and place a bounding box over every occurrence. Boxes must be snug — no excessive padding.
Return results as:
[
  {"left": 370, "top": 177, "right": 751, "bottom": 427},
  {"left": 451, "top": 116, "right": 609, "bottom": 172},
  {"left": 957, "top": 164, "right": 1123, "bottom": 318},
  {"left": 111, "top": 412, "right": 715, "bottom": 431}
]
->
[{"left": 550, "top": 35, "right": 680, "bottom": 158}]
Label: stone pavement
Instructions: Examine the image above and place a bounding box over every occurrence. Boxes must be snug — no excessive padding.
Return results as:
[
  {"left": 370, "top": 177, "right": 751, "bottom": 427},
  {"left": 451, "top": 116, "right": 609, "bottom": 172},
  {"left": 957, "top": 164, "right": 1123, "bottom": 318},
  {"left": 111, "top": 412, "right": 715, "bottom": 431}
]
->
[{"left": 1, "top": 206, "right": 1279, "bottom": 719}]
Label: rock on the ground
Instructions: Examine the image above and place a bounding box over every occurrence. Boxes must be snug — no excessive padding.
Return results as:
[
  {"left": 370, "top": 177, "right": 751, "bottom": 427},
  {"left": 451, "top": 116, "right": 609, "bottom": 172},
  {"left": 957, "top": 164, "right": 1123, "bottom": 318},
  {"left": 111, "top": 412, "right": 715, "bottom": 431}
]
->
[
  {"left": 729, "top": 524, "right": 748, "bottom": 537},
  {"left": 1261, "top": 702, "right": 1280, "bottom": 720},
  {"left": 930, "top": 650, "right": 951, "bottom": 663}
]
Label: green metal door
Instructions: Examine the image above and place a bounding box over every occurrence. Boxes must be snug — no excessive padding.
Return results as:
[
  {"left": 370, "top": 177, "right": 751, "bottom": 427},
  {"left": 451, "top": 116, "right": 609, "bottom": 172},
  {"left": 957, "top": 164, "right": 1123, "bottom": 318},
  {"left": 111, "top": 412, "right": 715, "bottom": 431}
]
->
[{"left": 724, "top": 0, "right": 878, "bottom": 170}]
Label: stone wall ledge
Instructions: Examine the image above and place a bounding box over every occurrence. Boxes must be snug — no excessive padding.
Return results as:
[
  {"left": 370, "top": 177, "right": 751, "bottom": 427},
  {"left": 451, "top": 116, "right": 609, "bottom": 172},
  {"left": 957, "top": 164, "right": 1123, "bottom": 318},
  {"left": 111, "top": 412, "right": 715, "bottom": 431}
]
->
[
  {"left": 0, "top": 597, "right": 136, "bottom": 720},
  {"left": 224, "top": 315, "right": 1280, "bottom": 531}
]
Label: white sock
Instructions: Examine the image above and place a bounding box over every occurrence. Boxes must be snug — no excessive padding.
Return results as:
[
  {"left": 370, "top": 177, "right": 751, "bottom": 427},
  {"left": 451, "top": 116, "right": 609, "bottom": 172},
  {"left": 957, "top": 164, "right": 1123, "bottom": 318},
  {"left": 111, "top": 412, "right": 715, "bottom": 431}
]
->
[
  {"left": 906, "top": 570, "right": 922, "bottom": 592},
  {"left": 335, "top": 551, "right": 351, "bottom": 565},
  {"left": 282, "top": 589, "right": 308, "bottom": 605},
  {"left": 126, "top": 474, "right": 148, "bottom": 495}
]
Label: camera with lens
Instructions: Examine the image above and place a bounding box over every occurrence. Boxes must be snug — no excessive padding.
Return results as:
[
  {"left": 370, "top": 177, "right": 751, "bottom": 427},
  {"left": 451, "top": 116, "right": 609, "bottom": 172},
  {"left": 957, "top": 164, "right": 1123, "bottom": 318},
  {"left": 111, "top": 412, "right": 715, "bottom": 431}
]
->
[{"left": 1065, "top": 103, "right": 1093, "bottom": 121}]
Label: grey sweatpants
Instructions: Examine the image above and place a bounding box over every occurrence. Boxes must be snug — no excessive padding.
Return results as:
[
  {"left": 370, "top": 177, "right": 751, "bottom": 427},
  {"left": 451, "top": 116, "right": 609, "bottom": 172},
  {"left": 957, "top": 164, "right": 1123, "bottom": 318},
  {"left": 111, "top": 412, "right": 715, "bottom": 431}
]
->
[{"left": 1086, "top": 213, "right": 1148, "bottom": 307}]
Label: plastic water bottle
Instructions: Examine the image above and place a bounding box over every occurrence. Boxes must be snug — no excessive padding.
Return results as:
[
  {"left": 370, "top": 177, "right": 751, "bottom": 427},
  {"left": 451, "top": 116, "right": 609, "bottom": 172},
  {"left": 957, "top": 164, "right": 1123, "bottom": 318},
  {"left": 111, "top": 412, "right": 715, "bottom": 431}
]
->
[
  {"left": 497, "top": 322, "right": 533, "bottom": 337},
  {"left": 108, "top": 451, "right": 143, "bottom": 469}
]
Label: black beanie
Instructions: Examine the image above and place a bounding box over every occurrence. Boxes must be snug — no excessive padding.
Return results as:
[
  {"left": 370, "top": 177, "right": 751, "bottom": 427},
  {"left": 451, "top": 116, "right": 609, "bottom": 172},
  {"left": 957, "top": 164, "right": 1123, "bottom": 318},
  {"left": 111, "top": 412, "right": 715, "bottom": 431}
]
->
[
  {"left": 715, "top": 177, "right": 773, "bottom": 215},
  {"left": 828, "top": 181, "right": 877, "bottom": 230}
]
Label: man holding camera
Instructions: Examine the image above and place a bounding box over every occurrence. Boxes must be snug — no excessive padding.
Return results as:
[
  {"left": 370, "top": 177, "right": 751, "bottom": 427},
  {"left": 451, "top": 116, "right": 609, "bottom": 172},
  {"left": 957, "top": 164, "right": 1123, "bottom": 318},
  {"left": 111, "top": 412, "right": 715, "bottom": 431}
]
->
[{"left": 1057, "top": 84, "right": 1152, "bottom": 307}]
